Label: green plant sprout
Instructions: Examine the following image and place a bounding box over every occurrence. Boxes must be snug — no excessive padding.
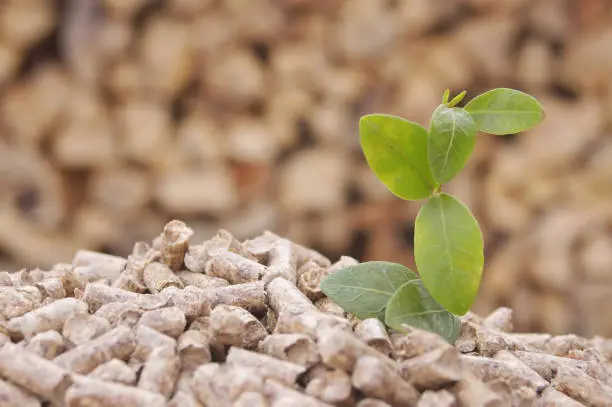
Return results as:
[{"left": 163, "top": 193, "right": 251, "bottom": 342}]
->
[{"left": 320, "top": 88, "right": 545, "bottom": 343}]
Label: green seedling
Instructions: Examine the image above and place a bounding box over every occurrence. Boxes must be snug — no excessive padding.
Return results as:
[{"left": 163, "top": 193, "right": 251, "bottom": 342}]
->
[{"left": 320, "top": 88, "right": 545, "bottom": 343}]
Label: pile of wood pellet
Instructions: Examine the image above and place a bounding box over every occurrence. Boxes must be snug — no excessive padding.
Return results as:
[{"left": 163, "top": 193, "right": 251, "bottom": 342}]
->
[
  {"left": 2, "top": 0, "right": 612, "bottom": 337},
  {"left": 1, "top": 220, "right": 611, "bottom": 406}
]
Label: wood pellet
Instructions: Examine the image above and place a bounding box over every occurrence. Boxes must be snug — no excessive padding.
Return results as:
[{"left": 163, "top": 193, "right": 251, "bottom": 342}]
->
[{"left": 0, "top": 221, "right": 610, "bottom": 406}]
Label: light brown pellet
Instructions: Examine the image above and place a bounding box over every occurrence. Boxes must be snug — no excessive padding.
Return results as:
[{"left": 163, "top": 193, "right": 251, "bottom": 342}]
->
[
  {"left": 356, "top": 399, "right": 393, "bottom": 407},
  {"left": 305, "top": 368, "right": 354, "bottom": 406},
  {"left": 177, "top": 270, "right": 229, "bottom": 289},
  {"left": 192, "top": 363, "right": 264, "bottom": 407},
  {"left": 94, "top": 301, "right": 143, "bottom": 328},
  {"left": 130, "top": 242, "right": 158, "bottom": 259},
  {"left": 463, "top": 351, "right": 548, "bottom": 393},
  {"left": 34, "top": 277, "right": 66, "bottom": 300},
  {"left": 354, "top": 318, "right": 393, "bottom": 357},
  {"left": 112, "top": 265, "right": 148, "bottom": 294},
  {"left": 317, "top": 327, "right": 398, "bottom": 373},
  {"left": 259, "top": 333, "right": 320, "bottom": 368},
  {"left": 210, "top": 304, "right": 268, "bottom": 348},
  {"left": 262, "top": 308, "right": 278, "bottom": 333},
  {"left": 188, "top": 316, "right": 226, "bottom": 361},
  {"left": 399, "top": 345, "right": 462, "bottom": 391},
  {"left": 352, "top": 356, "right": 419, "bottom": 407},
  {"left": 416, "top": 390, "right": 457, "bottom": 407},
  {"left": 24, "top": 330, "right": 66, "bottom": 359},
  {"left": 169, "top": 390, "right": 204, "bottom": 407},
  {"left": 0, "top": 272, "right": 12, "bottom": 286},
  {"left": 0, "top": 286, "right": 43, "bottom": 320},
  {"left": 138, "top": 306, "right": 187, "bottom": 339},
  {"left": 63, "top": 313, "right": 112, "bottom": 345},
  {"left": 6, "top": 297, "right": 88, "bottom": 340},
  {"left": 314, "top": 297, "right": 346, "bottom": 318},
  {"left": 158, "top": 219, "right": 194, "bottom": 272},
  {"left": 178, "top": 329, "right": 212, "bottom": 373},
  {"left": 291, "top": 239, "right": 332, "bottom": 269},
  {"left": 184, "top": 243, "right": 212, "bottom": 274},
  {"left": 143, "top": 262, "right": 184, "bottom": 293},
  {"left": 11, "top": 269, "right": 45, "bottom": 286},
  {"left": 130, "top": 291, "right": 171, "bottom": 310},
  {"left": 72, "top": 250, "right": 127, "bottom": 283},
  {"left": 88, "top": 358, "right": 138, "bottom": 385},
  {"left": 0, "top": 378, "right": 41, "bottom": 407},
  {"left": 297, "top": 260, "right": 327, "bottom": 300},
  {"left": 133, "top": 324, "right": 177, "bottom": 362},
  {"left": 233, "top": 391, "right": 269, "bottom": 407},
  {"left": 0, "top": 342, "right": 73, "bottom": 404},
  {"left": 0, "top": 331, "right": 8, "bottom": 346},
  {"left": 66, "top": 375, "right": 167, "bottom": 407},
  {"left": 552, "top": 365, "right": 612, "bottom": 405},
  {"left": 390, "top": 328, "right": 450, "bottom": 360},
  {"left": 275, "top": 310, "right": 352, "bottom": 340},
  {"left": 211, "top": 280, "right": 267, "bottom": 314},
  {"left": 174, "top": 370, "right": 194, "bottom": 394},
  {"left": 92, "top": 279, "right": 114, "bottom": 287},
  {"left": 114, "top": 244, "right": 156, "bottom": 293},
  {"left": 243, "top": 231, "right": 276, "bottom": 262},
  {"left": 263, "top": 379, "right": 333, "bottom": 407},
  {"left": 452, "top": 373, "right": 505, "bottom": 407},
  {"left": 81, "top": 283, "right": 141, "bottom": 313},
  {"left": 185, "top": 230, "right": 253, "bottom": 274},
  {"left": 226, "top": 347, "right": 306, "bottom": 386},
  {"left": 162, "top": 286, "right": 214, "bottom": 320},
  {"left": 483, "top": 306, "right": 514, "bottom": 333},
  {"left": 263, "top": 237, "right": 298, "bottom": 284},
  {"left": 53, "top": 325, "right": 136, "bottom": 374},
  {"left": 58, "top": 267, "right": 87, "bottom": 297},
  {"left": 205, "top": 249, "right": 266, "bottom": 284},
  {"left": 267, "top": 276, "right": 317, "bottom": 314},
  {"left": 137, "top": 347, "right": 181, "bottom": 398},
  {"left": 187, "top": 315, "right": 213, "bottom": 332}
]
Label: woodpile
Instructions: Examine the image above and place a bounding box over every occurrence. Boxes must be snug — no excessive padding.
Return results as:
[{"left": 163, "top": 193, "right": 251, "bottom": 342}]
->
[
  {"left": 1, "top": 221, "right": 611, "bottom": 406},
  {"left": 1, "top": 0, "right": 612, "bottom": 337}
]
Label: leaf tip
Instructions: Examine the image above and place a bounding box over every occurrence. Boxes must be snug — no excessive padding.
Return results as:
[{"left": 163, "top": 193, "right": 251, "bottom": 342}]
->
[
  {"left": 442, "top": 89, "right": 450, "bottom": 104},
  {"left": 358, "top": 114, "right": 372, "bottom": 129},
  {"left": 359, "top": 114, "right": 372, "bottom": 123}
]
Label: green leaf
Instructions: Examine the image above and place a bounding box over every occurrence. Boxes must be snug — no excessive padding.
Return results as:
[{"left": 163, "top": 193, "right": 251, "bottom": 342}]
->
[
  {"left": 448, "top": 90, "right": 467, "bottom": 108},
  {"left": 319, "top": 261, "right": 419, "bottom": 320},
  {"left": 464, "top": 88, "right": 545, "bottom": 135},
  {"left": 427, "top": 105, "right": 477, "bottom": 184},
  {"left": 442, "top": 89, "right": 450, "bottom": 104},
  {"left": 385, "top": 280, "right": 461, "bottom": 344},
  {"left": 414, "top": 193, "right": 484, "bottom": 315},
  {"left": 360, "top": 114, "right": 439, "bottom": 201}
]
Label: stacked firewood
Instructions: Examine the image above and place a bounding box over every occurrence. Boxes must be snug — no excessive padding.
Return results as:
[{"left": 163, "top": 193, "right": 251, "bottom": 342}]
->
[{"left": 1, "top": 0, "right": 612, "bottom": 336}]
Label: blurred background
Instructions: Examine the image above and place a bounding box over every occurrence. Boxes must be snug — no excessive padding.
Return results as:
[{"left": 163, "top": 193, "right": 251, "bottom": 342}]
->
[{"left": 1, "top": 0, "right": 611, "bottom": 337}]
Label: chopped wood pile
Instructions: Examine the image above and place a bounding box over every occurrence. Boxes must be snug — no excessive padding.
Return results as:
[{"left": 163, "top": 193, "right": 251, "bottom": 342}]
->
[
  {"left": 1, "top": 221, "right": 611, "bottom": 406},
  {"left": 1, "top": 0, "right": 612, "bottom": 337}
]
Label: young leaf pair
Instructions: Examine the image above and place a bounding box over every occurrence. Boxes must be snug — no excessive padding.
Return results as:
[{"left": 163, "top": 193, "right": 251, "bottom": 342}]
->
[
  {"left": 358, "top": 88, "right": 545, "bottom": 201},
  {"left": 320, "top": 88, "right": 545, "bottom": 343},
  {"left": 320, "top": 261, "right": 462, "bottom": 343}
]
